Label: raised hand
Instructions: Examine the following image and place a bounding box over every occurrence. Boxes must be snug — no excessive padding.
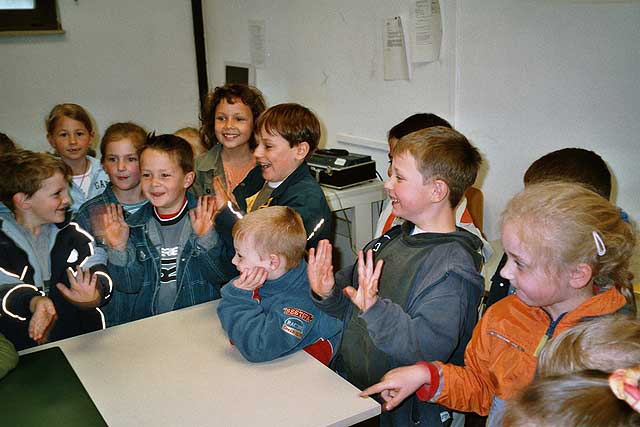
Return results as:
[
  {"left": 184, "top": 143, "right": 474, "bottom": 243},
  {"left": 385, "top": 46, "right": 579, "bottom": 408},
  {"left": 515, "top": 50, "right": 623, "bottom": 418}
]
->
[
  {"left": 233, "top": 267, "right": 268, "bottom": 291},
  {"left": 212, "top": 176, "right": 237, "bottom": 211},
  {"left": 343, "top": 249, "right": 383, "bottom": 313},
  {"left": 307, "top": 239, "right": 335, "bottom": 299},
  {"left": 190, "top": 195, "right": 216, "bottom": 237},
  {"left": 28, "top": 296, "right": 56, "bottom": 344},
  {"left": 609, "top": 366, "right": 640, "bottom": 413},
  {"left": 101, "top": 203, "right": 129, "bottom": 251},
  {"left": 360, "top": 364, "right": 432, "bottom": 411},
  {"left": 56, "top": 266, "right": 101, "bottom": 307}
]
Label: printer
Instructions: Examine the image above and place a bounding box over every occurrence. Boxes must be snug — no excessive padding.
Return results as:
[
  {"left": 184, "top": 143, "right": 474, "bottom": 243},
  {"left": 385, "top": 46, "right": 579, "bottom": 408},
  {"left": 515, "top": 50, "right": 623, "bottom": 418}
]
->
[{"left": 308, "top": 149, "right": 377, "bottom": 189}]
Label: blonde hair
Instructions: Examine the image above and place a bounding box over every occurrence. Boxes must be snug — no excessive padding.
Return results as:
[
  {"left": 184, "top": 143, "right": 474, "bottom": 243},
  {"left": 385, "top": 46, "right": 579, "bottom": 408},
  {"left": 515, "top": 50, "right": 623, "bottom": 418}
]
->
[
  {"left": 393, "top": 126, "right": 482, "bottom": 207},
  {"left": 504, "top": 370, "right": 640, "bottom": 427},
  {"left": 502, "top": 182, "right": 636, "bottom": 312},
  {"left": 45, "top": 103, "right": 94, "bottom": 135},
  {"left": 232, "top": 206, "right": 306, "bottom": 270},
  {"left": 0, "top": 150, "right": 70, "bottom": 212},
  {"left": 537, "top": 315, "right": 640, "bottom": 378}
]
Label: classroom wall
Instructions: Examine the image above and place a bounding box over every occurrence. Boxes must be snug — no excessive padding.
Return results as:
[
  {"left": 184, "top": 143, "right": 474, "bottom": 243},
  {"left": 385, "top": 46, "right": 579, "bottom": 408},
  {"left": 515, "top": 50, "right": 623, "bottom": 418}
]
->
[
  {"left": 0, "top": 0, "right": 199, "bottom": 151},
  {"left": 204, "top": 0, "right": 640, "bottom": 242}
]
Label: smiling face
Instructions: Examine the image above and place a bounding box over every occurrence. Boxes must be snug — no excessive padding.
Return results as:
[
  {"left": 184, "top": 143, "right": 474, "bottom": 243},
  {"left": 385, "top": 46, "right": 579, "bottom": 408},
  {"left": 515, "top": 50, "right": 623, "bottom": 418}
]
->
[
  {"left": 47, "top": 116, "right": 94, "bottom": 163},
  {"left": 383, "top": 152, "right": 434, "bottom": 226},
  {"left": 102, "top": 138, "right": 141, "bottom": 193},
  {"left": 500, "top": 221, "right": 577, "bottom": 316},
  {"left": 140, "top": 149, "right": 194, "bottom": 214},
  {"left": 24, "top": 172, "right": 71, "bottom": 225},
  {"left": 253, "top": 128, "right": 307, "bottom": 183},
  {"left": 214, "top": 98, "right": 254, "bottom": 152}
]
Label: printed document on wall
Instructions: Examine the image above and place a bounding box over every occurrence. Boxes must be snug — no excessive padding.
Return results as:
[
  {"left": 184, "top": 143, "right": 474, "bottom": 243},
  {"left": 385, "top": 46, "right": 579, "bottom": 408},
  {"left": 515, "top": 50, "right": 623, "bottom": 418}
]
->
[
  {"left": 249, "top": 19, "right": 266, "bottom": 68},
  {"left": 411, "top": 0, "right": 442, "bottom": 63},
  {"left": 383, "top": 16, "right": 411, "bottom": 81}
]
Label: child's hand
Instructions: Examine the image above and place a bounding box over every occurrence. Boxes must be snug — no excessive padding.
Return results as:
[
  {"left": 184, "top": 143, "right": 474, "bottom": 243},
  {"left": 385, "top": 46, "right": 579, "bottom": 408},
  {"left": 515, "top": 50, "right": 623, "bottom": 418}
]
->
[
  {"left": 609, "top": 366, "right": 640, "bottom": 412},
  {"left": 307, "top": 240, "right": 335, "bottom": 299},
  {"left": 212, "top": 176, "right": 238, "bottom": 211},
  {"left": 190, "top": 195, "right": 216, "bottom": 237},
  {"left": 360, "top": 364, "right": 432, "bottom": 411},
  {"left": 101, "top": 203, "right": 129, "bottom": 251},
  {"left": 56, "top": 266, "right": 101, "bottom": 307},
  {"left": 233, "top": 267, "right": 268, "bottom": 291},
  {"left": 28, "top": 296, "right": 56, "bottom": 344},
  {"left": 343, "top": 249, "right": 383, "bottom": 313}
]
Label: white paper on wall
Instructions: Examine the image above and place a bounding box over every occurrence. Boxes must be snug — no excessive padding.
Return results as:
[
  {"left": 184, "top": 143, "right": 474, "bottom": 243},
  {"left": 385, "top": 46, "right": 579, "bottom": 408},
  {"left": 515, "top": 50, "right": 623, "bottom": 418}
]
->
[
  {"left": 383, "top": 16, "right": 411, "bottom": 81},
  {"left": 411, "top": 0, "right": 442, "bottom": 63},
  {"left": 249, "top": 19, "right": 266, "bottom": 69}
]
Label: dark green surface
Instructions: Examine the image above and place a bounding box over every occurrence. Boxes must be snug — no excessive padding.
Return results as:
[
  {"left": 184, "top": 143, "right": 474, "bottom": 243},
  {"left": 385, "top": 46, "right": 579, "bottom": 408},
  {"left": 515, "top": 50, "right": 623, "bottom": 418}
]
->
[{"left": 0, "top": 346, "right": 107, "bottom": 427}]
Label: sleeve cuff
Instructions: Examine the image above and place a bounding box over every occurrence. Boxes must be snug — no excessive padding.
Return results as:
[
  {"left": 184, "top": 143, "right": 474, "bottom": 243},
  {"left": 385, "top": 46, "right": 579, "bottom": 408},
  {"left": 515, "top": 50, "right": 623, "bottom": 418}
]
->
[{"left": 415, "top": 361, "right": 441, "bottom": 402}]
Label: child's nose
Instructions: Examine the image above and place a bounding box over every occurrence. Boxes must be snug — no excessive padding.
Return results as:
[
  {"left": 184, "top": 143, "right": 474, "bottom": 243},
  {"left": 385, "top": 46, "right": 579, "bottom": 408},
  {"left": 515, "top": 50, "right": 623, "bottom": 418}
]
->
[
  {"left": 383, "top": 179, "right": 393, "bottom": 191},
  {"left": 117, "top": 159, "right": 126, "bottom": 170}
]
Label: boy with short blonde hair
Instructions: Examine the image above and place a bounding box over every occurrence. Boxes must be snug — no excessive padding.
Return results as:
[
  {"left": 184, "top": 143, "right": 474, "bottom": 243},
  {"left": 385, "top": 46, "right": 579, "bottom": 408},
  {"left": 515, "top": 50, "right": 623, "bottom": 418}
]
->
[
  {"left": 217, "top": 206, "right": 341, "bottom": 364},
  {"left": 0, "top": 150, "right": 112, "bottom": 350},
  {"left": 309, "top": 126, "right": 485, "bottom": 426}
]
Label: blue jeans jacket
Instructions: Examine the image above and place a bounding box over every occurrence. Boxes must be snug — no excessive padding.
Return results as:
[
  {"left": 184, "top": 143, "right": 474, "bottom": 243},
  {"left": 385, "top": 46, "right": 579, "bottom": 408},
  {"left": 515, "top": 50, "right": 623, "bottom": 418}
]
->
[{"left": 107, "top": 194, "right": 226, "bottom": 325}]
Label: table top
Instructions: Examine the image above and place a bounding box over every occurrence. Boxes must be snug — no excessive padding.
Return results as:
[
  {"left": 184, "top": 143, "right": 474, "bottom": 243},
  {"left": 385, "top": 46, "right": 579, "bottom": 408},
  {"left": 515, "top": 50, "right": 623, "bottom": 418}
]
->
[{"left": 22, "top": 301, "right": 380, "bottom": 427}]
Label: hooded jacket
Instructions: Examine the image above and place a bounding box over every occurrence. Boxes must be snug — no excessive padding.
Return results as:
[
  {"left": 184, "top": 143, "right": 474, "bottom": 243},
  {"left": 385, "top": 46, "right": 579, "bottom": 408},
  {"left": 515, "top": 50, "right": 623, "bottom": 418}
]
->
[{"left": 313, "top": 222, "right": 485, "bottom": 426}]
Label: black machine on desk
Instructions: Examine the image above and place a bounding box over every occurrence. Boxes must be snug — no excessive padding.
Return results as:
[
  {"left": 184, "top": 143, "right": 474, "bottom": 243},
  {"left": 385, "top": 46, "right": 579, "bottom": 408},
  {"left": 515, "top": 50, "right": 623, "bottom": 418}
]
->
[{"left": 308, "top": 149, "right": 377, "bottom": 189}]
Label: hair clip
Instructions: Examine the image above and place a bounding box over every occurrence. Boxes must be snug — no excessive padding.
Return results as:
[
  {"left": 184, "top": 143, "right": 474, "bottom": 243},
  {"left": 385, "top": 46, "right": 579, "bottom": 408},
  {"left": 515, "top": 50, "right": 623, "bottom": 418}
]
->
[
  {"left": 609, "top": 368, "right": 640, "bottom": 413},
  {"left": 592, "top": 231, "right": 606, "bottom": 256}
]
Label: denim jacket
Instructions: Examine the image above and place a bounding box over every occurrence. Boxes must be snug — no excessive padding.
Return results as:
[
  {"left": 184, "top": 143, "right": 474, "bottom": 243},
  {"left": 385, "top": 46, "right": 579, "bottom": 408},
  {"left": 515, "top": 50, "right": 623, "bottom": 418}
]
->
[{"left": 106, "top": 194, "right": 226, "bottom": 325}]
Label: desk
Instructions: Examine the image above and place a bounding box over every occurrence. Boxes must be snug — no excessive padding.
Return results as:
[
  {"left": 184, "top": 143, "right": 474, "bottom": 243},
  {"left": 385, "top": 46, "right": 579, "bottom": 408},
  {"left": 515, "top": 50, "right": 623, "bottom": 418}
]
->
[
  {"left": 322, "top": 180, "right": 387, "bottom": 250},
  {"left": 22, "top": 302, "right": 380, "bottom": 427}
]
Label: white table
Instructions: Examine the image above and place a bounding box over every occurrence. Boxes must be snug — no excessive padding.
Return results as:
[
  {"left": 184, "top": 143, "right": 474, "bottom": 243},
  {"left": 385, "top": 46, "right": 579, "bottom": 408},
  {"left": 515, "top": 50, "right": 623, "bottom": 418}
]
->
[
  {"left": 22, "top": 302, "right": 380, "bottom": 427},
  {"left": 322, "top": 180, "right": 387, "bottom": 251}
]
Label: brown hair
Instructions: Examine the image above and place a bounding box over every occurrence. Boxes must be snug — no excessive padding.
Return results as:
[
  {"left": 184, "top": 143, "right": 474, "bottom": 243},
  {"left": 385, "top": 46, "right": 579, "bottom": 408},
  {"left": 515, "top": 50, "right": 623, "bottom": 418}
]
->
[
  {"left": 524, "top": 148, "right": 612, "bottom": 199},
  {"left": 100, "top": 122, "right": 147, "bottom": 162},
  {"left": 504, "top": 371, "right": 640, "bottom": 427},
  {"left": 141, "top": 134, "right": 194, "bottom": 173},
  {"left": 0, "top": 150, "right": 70, "bottom": 212},
  {"left": 200, "top": 84, "right": 266, "bottom": 150},
  {"left": 45, "top": 103, "right": 94, "bottom": 135},
  {"left": 502, "top": 182, "right": 636, "bottom": 312},
  {"left": 537, "top": 315, "right": 640, "bottom": 378},
  {"left": 392, "top": 126, "right": 482, "bottom": 207},
  {"left": 0, "top": 132, "right": 17, "bottom": 155},
  {"left": 232, "top": 206, "right": 306, "bottom": 270},
  {"left": 256, "top": 103, "right": 321, "bottom": 158}
]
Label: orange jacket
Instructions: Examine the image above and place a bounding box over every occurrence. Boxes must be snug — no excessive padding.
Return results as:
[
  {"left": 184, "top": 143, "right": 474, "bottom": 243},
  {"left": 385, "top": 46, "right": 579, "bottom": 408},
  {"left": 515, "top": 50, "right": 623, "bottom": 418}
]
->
[{"left": 424, "top": 289, "right": 627, "bottom": 415}]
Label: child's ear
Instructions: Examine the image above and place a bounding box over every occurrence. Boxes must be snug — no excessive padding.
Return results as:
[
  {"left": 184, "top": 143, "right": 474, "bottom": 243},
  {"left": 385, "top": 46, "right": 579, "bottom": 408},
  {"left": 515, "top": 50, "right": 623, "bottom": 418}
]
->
[
  {"left": 294, "top": 142, "right": 310, "bottom": 160},
  {"left": 46, "top": 134, "right": 56, "bottom": 149},
  {"left": 430, "top": 179, "right": 450, "bottom": 203},
  {"left": 12, "top": 192, "right": 30, "bottom": 210},
  {"left": 183, "top": 171, "right": 195, "bottom": 189},
  {"left": 268, "top": 254, "right": 281, "bottom": 271},
  {"left": 569, "top": 263, "right": 593, "bottom": 290}
]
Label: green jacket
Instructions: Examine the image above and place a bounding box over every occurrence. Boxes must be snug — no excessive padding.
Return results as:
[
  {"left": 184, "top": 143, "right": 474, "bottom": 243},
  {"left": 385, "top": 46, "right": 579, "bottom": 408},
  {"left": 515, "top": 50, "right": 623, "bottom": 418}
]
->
[{"left": 0, "top": 333, "right": 18, "bottom": 379}]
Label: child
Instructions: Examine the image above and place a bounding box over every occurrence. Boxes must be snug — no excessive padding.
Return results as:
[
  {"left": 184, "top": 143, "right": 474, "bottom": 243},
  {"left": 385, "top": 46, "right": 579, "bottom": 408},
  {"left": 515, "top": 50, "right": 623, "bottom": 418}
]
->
[
  {"left": 361, "top": 182, "right": 636, "bottom": 426},
  {"left": 175, "top": 126, "right": 207, "bottom": 158},
  {"left": 0, "top": 333, "right": 18, "bottom": 379},
  {"left": 213, "top": 103, "right": 333, "bottom": 280},
  {"left": 309, "top": 126, "right": 485, "bottom": 426},
  {"left": 486, "top": 147, "right": 620, "bottom": 309},
  {"left": 0, "top": 150, "right": 112, "bottom": 350},
  {"left": 216, "top": 206, "right": 342, "bottom": 364},
  {"left": 74, "top": 122, "right": 148, "bottom": 326},
  {"left": 46, "top": 103, "right": 110, "bottom": 213},
  {"left": 192, "top": 84, "right": 266, "bottom": 196},
  {"left": 503, "top": 370, "right": 640, "bottom": 427},
  {"left": 375, "top": 113, "right": 493, "bottom": 262},
  {"left": 102, "top": 134, "right": 226, "bottom": 324},
  {"left": 536, "top": 315, "right": 640, "bottom": 378}
]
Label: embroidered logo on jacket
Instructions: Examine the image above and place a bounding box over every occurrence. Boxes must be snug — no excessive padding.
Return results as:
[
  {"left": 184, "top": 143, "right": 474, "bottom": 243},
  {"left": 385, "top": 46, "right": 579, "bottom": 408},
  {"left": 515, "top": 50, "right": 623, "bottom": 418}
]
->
[
  {"left": 282, "top": 307, "right": 314, "bottom": 322},
  {"left": 282, "top": 317, "right": 305, "bottom": 339}
]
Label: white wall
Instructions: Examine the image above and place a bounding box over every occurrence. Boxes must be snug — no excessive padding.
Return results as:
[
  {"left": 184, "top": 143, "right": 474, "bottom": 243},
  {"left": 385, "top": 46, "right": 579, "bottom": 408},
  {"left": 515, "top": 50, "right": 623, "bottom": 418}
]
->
[
  {"left": 455, "top": 0, "right": 640, "bottom": 239},
  {"left": 204, "top": 0, "right": 640, "bottom": 242},
  {"left": 0, "top": 0, "right": 199, "bottom": 151}
]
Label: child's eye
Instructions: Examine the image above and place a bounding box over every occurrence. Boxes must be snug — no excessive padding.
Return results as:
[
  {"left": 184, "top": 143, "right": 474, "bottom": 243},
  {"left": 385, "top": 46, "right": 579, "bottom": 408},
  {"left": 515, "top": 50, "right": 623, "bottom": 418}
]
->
[
  {"left": 215, "top": 115, "right": 226, "bottom": 121},
  {"left": 161, "top": 173, "right": 171, "bottom": 178},
  {"left": 128, "top": 157, "right": 138, "bottom": 162},
  {"left": 142, "top": 172, "right": 151, "bottom": 178}
]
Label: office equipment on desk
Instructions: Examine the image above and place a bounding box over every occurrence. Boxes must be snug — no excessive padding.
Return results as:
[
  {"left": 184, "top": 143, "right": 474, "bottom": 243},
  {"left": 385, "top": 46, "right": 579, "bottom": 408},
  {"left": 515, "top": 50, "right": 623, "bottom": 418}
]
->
[
  {"left": 0, "top": 346, "right": 107, "bottom": 427},
  {"left": 20, "top": 302, "right": 380, "bottom": 427},
  {"left": 309, "top": 148, "right": 377, "bottom": 189}
]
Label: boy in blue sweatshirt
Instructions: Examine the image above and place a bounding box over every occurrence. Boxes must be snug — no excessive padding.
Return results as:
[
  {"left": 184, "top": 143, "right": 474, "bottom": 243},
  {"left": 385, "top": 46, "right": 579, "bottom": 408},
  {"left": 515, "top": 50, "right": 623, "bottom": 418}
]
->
[{"left": 217, "top": 206, "right": 341, "bottom": 365}]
